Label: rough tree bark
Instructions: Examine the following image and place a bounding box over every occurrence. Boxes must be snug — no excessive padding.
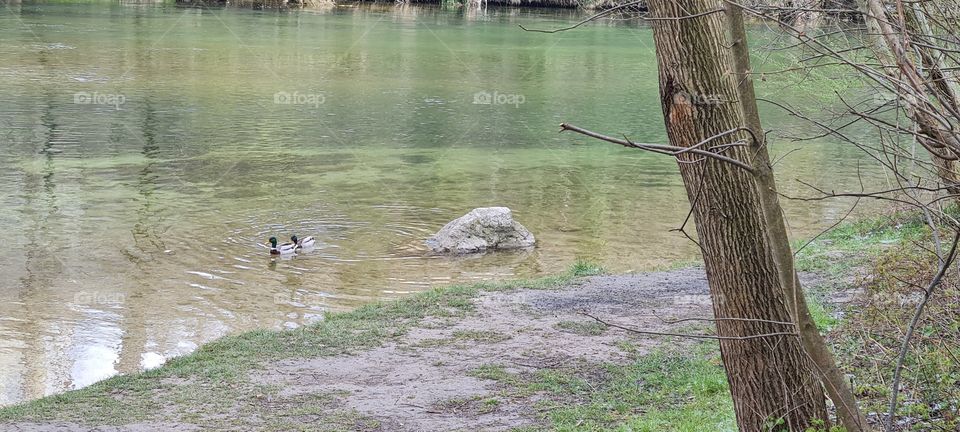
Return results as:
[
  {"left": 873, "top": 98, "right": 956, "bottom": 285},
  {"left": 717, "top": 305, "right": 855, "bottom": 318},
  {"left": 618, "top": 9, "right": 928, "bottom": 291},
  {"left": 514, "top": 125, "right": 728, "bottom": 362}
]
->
[
  {"left": 723, "top": 4, "right": 868, "bottom": 431},
  {"left": 646, "top": 0, "right": 829, "bottom": 429}
]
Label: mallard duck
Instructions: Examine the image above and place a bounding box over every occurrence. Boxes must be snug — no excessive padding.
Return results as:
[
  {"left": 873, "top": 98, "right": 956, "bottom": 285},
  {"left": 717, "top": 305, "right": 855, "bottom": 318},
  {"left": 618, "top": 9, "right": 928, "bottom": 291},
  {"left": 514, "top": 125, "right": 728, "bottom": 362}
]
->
[
  {"left": 291, "top": 235, "right": 316, "bottom": 250},
  {"left": 268, "top": 237, "right": 297, "bottom": 255}
]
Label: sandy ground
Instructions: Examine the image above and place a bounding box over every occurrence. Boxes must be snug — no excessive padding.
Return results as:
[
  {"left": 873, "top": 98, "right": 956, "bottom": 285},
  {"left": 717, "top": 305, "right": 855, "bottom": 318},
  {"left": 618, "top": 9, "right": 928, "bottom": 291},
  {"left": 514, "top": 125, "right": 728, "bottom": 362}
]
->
[
  {"left": 250, "top": 269, "right": 716, "bottom": 431},
  {"left": 7, "top": 269, "right": 730, "bottom": 432}
]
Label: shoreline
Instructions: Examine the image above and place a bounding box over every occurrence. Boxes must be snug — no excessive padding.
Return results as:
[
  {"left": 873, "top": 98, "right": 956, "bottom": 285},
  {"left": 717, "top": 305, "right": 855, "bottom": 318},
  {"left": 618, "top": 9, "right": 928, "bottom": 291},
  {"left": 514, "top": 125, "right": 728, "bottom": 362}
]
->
[
  {"left": 3, "top": 210, "right": 953, "bottom": 431},
  {"left": 0, "top": 266, "right": 732, "bottom": 431},
  {"left": 0, "top": 262, "right": 839, "bottom": 431}
]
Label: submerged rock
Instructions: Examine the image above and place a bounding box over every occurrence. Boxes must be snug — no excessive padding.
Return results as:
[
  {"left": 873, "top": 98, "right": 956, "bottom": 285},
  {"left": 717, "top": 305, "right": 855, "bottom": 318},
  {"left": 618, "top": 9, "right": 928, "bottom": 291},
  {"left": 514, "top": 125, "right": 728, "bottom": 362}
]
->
[{"left": 427, "top": 207, "right": 536, "bottom": 254}]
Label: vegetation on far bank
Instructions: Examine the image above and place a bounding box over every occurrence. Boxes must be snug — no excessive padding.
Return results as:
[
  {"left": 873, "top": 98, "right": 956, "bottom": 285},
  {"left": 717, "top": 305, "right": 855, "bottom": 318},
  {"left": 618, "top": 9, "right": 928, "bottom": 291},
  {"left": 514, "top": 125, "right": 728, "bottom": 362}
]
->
[{"left": 1, "top": 211, "right": 958, "bottom": 430}]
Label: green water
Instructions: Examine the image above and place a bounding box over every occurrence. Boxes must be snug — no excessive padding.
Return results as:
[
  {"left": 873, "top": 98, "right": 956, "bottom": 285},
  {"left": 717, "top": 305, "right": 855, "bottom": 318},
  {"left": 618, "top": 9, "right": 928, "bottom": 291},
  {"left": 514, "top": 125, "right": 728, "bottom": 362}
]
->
[{"left": 0, "top": 1, "right": 875, "bottom": 405}]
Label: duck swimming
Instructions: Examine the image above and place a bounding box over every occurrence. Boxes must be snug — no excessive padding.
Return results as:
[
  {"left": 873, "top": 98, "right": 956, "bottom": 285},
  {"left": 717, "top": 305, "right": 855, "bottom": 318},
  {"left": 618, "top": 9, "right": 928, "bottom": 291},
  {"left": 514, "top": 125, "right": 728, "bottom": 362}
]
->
[
  {"left": 268, "top": 237, "right": 297, "bottom": 255},
  {"left": 291, "top": 235, "right": 316, "bottom": 250}
]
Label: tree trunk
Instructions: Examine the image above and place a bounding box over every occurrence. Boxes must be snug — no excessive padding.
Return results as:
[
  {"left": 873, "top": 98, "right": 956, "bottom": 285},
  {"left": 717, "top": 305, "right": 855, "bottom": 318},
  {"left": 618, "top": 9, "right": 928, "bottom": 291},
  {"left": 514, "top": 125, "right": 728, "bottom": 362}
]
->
[
  {"left": 646, "top": 0, "right": 829, "bottom": 430},
  {"left": 905, "top": 3, "right": 960, "bottom": 197},
  {"left": 859, "top": 0, "right": 960, "bottom": 198},
  {"left": 723, "top": 4, "right": 868, "bottom": 431}
]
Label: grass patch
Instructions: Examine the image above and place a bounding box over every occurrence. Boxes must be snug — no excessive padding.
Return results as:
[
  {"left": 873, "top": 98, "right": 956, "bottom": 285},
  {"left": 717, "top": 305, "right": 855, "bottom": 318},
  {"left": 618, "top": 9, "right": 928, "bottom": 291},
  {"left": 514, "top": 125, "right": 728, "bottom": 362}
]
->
[
  {"left": 469, "top": 364, "right": 517, "bottom": 383},
  {"left": 563, "top": 346, "right": 734, "bottom": 432},
  {"left": 452, "top": 330, "right": 512, "bottom": 343},
  {"left": 554, "top": 320, "right": 608, "bottom": 336},
  {"left": 469, "top": 345, "right": 734, "bottom": 431},
  {"left": 431, "top": 395, "right": 503, "bottom": 416},
  {"left": 571, "top": 259, "right": 604, "bottom": 277},
  {"left": 805, "top": 293, "right": 839, "bottom": 332},
  {"left": 794, "top": 211, "right": 929, "bottom": 275},
  {"left": 413, "top": 330, "right": 512, "bottom": 348},
  {"left": 648, "top": 258, "right": 704, "bottom": 272}
]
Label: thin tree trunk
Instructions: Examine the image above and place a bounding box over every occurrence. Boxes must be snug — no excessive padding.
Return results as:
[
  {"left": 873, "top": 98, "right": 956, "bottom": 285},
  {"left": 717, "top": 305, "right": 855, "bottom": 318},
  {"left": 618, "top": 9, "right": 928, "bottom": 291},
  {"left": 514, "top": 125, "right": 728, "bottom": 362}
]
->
[
  {"left": 723, "top": 4, "right": 868, "bottom": 431},
  {"left": 905, "top": 3, "right": 960, "bottom": 197},
  {"left": 859, "top": 0, "right": 960, "bottom": 198},
  {"left": 646, "top": 0, "right": 829, "bottom": 429}
]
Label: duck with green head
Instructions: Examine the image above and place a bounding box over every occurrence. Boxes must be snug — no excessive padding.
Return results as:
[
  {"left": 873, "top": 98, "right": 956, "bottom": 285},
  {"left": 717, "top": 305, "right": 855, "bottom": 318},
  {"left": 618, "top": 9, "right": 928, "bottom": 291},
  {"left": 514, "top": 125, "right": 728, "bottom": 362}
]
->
[
  {"left": 268, "top": 237, "right": 297, "bottom": 255},
  {"left": 291, "top": 234, "right": 316, "bottom": 250}
]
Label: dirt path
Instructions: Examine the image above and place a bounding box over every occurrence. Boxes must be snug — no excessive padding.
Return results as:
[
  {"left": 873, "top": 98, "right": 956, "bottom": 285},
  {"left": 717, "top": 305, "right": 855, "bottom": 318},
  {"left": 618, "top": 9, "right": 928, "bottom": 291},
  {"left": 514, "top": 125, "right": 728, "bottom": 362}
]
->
[
  {"left": 251, "top": 269, "right": 715, "bottom": 431},
  {"left": 8, "top": 269, "right": 724, "bottom": 431}
]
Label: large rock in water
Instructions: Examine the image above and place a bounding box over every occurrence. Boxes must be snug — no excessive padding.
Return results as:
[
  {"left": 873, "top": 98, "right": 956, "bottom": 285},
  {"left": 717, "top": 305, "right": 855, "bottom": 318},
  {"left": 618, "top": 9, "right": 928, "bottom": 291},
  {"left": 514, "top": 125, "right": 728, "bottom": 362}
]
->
[{"left": 427, "top": 207, "right": 536, "bottom": 254}]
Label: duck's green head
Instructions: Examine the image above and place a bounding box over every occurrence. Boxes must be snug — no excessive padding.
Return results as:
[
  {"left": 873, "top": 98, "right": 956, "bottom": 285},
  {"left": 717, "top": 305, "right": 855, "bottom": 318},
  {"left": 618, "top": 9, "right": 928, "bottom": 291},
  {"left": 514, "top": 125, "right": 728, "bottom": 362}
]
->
[
  {"left": 268, "top": 237, "right": 278, "bottom": 247},
  {"left": 291, "top": 235, "right": 299, "bottom": 244}
]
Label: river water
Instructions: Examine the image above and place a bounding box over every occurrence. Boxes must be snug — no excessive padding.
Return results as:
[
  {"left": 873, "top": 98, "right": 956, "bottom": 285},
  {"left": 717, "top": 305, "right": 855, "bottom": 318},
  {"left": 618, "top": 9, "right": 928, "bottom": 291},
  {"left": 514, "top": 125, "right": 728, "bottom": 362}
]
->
[{"left": 0, "top": 1, "right": 876, "bottom": 405}]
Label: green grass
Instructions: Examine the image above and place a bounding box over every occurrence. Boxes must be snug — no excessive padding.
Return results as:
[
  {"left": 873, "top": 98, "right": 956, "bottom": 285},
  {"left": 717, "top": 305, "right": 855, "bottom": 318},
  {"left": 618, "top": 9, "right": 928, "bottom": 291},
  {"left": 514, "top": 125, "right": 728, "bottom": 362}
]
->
[
  {"left": 794, "top": 211, "right": 929, "bottom": 275},
  {"left": 431, "top": 395, "right": 503, "bottom": 416},
  {"left": 451, "top": 330, "right": 512, "bottom": 343},
  {"left": 648, "top": 258, "right": 704, "bottom": 272},
  {"left": 565, "top": 346, "right": 734, "bottom": 432},
  {"left": 792, "top": 211, "right": 935, "bottom": 333},
  {"left": 819, "top": 214, "right": 960, "bottom": 429},
  {"left": 470, "top": 344, "right": 735, "bottom": 432},
  {"left": 554, "top": 320, "right": 608, "bottom": 336},
  {"left": 413, "top": 329, "right": 512, "bottom": 348},
  {"left": 571, "top": 259, "right": 605, "bottom": 277},
  {"left": 469, "top": 364, "right": 513, "bottom": 381},
  {"left": 805, "top": 294, "right": 839, "bottom": 331}
]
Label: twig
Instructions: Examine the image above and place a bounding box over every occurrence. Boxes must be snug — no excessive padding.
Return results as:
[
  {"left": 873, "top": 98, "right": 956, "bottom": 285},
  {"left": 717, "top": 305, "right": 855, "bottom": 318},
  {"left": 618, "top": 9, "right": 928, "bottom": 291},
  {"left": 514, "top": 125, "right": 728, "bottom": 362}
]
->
[
  {"left": 578, "top": 311, "right": 798, "bottom": 341},
  {"left": 559, "top": 123, "right": 757, "bottom": 173},
  {"left": 649, "top": 314, "right": 796, "bottom": 326},
  {"left": 518, "top": 4, "right": 725, "bottom": 34},
  {"left": 518, "top": 1, "right": 645, "bottom": 34}
]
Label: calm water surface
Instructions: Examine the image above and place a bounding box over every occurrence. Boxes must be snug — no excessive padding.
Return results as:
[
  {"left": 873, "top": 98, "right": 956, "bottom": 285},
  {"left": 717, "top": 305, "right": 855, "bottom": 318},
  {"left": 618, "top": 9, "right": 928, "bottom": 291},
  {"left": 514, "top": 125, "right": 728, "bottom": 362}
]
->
[{"left": 0, "top": 1, "right": 877, "bottom": 404}]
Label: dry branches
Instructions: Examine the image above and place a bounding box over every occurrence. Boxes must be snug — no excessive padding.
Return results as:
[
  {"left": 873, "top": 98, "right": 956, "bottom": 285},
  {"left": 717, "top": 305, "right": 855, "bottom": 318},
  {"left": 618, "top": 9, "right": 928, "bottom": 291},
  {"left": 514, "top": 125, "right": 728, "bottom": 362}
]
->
[{"left": 558, "top": 123, "right": 757, "bottom": 173}]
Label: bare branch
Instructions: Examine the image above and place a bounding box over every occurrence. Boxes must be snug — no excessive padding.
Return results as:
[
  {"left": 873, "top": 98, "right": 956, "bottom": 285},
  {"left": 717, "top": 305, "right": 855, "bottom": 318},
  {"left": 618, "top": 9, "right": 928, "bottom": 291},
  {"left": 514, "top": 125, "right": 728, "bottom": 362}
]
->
[
  {"left": 559, "top": 123, "right": 757, "bottom": 173},
  {"left": 518, "top": 4, "right": 724, "bottom": 34},
  {"left": 517, "top": 1, "right": 645, "bottom": 34},
  {"left": 578, "top": 311, "right": 799, "bottom": 341}
]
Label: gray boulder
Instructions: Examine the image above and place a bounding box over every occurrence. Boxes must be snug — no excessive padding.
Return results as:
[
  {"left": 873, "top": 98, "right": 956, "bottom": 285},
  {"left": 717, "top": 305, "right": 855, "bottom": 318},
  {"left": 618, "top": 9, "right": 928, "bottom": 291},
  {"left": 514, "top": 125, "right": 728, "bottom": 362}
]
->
[{"left": 427, "top": 207, "right": 536, "bottom": 254}]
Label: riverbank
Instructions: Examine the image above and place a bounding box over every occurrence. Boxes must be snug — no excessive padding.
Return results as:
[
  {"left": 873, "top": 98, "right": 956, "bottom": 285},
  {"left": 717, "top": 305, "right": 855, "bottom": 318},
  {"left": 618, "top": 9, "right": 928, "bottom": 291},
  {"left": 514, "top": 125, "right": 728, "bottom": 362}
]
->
[
  {"left": 0, "top": 262, "right": 735, "bottom": 431},
  {"left": 0, "top": 266, "right": 843, "bottom": 431},
  {"left": 2, "top": 210, "right": 957, "bottom": 431}
]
